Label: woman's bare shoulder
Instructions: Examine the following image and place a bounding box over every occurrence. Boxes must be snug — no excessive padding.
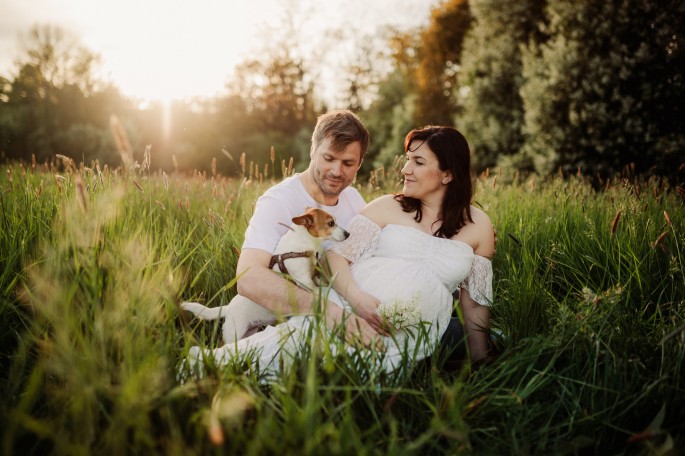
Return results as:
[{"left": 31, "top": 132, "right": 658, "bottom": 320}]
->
[
  {"left": 469, "top": 205, "right": 492, "bottom": 225},
  {"left": 469, "top": 206, "right": 495, "bottom": 257},
  {"left": 360, "top": 194, "right": 401, "bottom": 225}
]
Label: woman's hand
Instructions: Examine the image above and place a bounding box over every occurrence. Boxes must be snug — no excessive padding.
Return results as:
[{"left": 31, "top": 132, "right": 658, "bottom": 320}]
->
[
  {"left": 348, "top": 289, "right": 389, "bottom": 336},
  {"left": 324, "top": 305, "right": 385, "bottom": 351}
]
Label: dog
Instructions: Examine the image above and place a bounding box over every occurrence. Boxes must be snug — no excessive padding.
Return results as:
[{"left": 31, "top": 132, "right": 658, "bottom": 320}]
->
[{"left": 181, "top": 207, "right": 350, "bottom": 343}]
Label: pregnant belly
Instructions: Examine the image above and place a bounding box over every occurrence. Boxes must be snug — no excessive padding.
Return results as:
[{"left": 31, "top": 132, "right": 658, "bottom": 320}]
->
[{"left": 351, "top": 258, "right": 451, "bottom": 323}]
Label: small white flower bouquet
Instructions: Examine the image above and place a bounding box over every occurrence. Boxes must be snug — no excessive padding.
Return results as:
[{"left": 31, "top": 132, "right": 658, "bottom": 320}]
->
[{"left": 376, "top": 294, "right": 422, "bottom": 331}]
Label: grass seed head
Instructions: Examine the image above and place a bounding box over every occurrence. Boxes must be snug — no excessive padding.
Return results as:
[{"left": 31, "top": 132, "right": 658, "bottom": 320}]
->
[
  {"left": 109, "top": 115, "right": 134, "bottom": 169},
  {"left": 664, "top": 210, "right": 672, "bottom": 226},
  {"left": 652, "top": 230, "right": 669, "bottom": 249},
  {"left": 74, "top": 174, "right": 88, "bottom": 212},
  {"left": 129, "top": 176, "right": 144, "bottom": 193},
  {"left": 610, "top": 210, "right": 622, "bottom": 236}
]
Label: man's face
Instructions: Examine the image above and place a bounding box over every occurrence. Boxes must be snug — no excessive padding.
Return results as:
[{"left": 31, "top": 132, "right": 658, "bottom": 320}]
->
[{"left": 309, "top": 137, "right": 362, "bottom": 197}]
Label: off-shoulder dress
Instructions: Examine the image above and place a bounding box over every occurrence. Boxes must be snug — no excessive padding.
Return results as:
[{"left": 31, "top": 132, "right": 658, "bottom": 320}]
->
[{"left": 184, "top": 215, "right": 492, "bottom": 378}]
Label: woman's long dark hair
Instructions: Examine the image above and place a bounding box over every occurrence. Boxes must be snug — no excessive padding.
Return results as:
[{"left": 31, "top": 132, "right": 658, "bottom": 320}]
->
[{"left": 395, "top": 126, "right": 473, "bottom": 239}]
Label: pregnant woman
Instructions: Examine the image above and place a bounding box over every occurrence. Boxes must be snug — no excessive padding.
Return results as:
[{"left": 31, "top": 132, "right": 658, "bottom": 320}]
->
[{"left": 182, "top": 126, "right": 494, "bottom": 378}]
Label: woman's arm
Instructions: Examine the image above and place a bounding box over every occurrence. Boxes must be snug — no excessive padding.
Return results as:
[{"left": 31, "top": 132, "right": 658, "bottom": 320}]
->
[
  {"left": 325, "top": 250, "right": 387, "bottom": 334},
  {"left": 460, "top": 207, "right": 495, "bottom": 362},
  {"left": 459, "top": 288, "right": 490, "bottom": 361}
]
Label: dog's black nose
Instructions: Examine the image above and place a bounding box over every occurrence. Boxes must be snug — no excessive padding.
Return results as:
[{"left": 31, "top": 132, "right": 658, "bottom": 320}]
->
[{"left": 343, "top": 230, "right": 350, "bottom": 239}]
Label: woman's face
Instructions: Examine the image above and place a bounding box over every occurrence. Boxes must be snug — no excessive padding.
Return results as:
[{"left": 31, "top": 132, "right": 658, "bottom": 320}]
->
[{"left": 401, "top": 140, "right": 452, "bottom": 200}]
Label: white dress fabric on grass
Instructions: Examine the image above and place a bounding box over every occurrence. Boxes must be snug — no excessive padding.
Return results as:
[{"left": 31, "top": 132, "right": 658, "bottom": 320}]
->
[{"left": 183, "top": 215, "right": 492, "bottom": 379}]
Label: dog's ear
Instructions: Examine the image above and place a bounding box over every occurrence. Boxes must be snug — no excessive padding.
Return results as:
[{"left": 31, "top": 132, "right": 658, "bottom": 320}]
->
[{"left": 292, "top": 214, "right": 313, "bottom": 227}]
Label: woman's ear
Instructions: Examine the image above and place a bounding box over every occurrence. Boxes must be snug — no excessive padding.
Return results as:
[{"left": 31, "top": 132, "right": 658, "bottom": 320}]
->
[{"left": 442, "top": 172, "right": 453, "bottom": 185}]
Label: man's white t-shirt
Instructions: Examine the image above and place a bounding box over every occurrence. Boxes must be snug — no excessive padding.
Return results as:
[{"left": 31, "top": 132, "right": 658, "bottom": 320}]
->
[{"left": 242, "top": 174, "right": 366, "bottom": 254}]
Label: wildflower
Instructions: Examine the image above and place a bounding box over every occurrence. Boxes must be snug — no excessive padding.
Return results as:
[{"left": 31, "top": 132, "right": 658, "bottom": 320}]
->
[{"left": 377, "top": 294, "right": 422, "bottom": 331}]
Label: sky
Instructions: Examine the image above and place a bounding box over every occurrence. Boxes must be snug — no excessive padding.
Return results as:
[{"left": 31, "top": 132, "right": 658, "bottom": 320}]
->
[{"left": 0, "top": 0, "right": 437, "bottom": 104}]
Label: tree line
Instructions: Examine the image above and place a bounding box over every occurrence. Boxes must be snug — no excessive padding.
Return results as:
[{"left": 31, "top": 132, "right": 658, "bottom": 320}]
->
[{"left": 0, "top": 0, "right": 683, "bottom": 182}]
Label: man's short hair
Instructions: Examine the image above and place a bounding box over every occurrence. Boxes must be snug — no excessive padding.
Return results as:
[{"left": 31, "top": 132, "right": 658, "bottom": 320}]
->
[{"left": 310, "top": 110, "right": 370, "bottom": 160}]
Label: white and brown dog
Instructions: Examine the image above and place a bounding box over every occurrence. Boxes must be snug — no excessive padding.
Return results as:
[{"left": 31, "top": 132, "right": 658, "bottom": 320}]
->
[{"left": 181, "top": 207, "right": 349, "bottom": 343}]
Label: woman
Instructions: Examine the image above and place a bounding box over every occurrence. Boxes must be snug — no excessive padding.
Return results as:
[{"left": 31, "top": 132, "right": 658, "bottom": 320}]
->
[
  {"left": 182, "top": 126, "right": 493, "bottom": 378},
  {"left": 325, "top": 126, "right": 494, "bottom": 364}
]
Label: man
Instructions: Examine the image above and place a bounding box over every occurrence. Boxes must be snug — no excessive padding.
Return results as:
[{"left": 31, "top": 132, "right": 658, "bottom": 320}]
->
[{"left": 235, "top": 110, "right": 380, "bottom": 345}]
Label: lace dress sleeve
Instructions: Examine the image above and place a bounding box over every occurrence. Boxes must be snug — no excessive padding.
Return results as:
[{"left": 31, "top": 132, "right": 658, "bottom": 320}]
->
[
  {"left": 327, "top": 215, "right": 381, "bottom": 263},
  {"left": 460, "top": 255, "right": 493, "bottom": 306}
]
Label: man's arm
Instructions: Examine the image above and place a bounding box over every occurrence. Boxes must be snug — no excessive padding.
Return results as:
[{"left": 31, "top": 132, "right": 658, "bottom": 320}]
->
[
  {"left": 236, "top": 248, "right": 314, "bottom": 316},
  {"left": 236, "top": 248, "right": 381, "bottom": 347}
]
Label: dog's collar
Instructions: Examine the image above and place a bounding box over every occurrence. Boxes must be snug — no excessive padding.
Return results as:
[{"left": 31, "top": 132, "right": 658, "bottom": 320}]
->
[{"left": 269, "top": 251, "right": 315, "bottom": 275}]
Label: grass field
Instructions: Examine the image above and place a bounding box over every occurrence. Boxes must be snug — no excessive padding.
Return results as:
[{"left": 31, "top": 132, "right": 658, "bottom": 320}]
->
[{"left": 1, "top": 156, "right": 683, "bottom": 455}]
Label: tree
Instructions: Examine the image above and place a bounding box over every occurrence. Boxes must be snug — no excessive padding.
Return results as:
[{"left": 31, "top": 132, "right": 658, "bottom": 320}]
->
[
  {"left": 456, "top": 0, "right": 547, "bottom": 171},
  {"left": 359, "top": 28, "right": 420, "bottom": 174},
  {"left": 0, "top": 24, "right": 120, "bottom": 162},
  {"left": 226, "top": 3, "right": 318, "bottom": 167},
  {"left": 520, "top": 0, "right": 685, "bottom": 178},
  {"left": 414, "top": 0, "right": 471, "bottom": 126}
]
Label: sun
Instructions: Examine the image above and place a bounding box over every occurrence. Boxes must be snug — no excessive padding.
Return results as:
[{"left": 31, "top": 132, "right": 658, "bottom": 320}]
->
[{"left": 79, "top": 0, "right": 282, "bottom": 103}]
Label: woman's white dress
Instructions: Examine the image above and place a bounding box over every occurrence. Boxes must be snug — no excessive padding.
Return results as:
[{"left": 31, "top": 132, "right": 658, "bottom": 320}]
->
[{"left": 184, "top": 215, "right": 492, "bottom": 378}]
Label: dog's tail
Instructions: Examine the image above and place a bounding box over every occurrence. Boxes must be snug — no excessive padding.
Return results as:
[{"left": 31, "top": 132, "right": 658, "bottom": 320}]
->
[{"left": 180, "top": 302, "right": 229, "bottom": 320}]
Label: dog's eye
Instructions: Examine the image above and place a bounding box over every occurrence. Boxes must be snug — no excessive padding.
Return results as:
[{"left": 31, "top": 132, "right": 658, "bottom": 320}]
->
[{"left": 328, "top": 220, "right": 335, "bottom": 227}]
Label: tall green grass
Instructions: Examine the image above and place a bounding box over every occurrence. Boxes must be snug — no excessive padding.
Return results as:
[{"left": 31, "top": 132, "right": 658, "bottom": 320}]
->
[{"left": 0, "top": 159, "right": 683, "bottom": 454}]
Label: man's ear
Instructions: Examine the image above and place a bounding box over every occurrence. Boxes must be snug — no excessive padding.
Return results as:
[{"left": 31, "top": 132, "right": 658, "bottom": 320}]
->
[{"left": 292, "top": 214, "right": 313, "bottom": 227}]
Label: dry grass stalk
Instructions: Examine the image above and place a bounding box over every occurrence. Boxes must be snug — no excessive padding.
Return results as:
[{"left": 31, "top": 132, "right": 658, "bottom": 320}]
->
[
  {"left": 155, "top": 200, "right": 166, "bottom": 210},
  {"left": 610, "top": 210, "right": 622, "bottom": 236},
  {"left": 270, "top": 145, "right": 275, "bottom": 164},
  {"left": 240, "top": 152, "right": 246, "bottom": 175},
  {"left": 142, "top": 145, "right": 151, "bottom": 172},
  {"left": 54, "top": 174, "right": 64, "bottom": 193},
  {"left": 129, "top": 176, "right": 144, "bottom": 193},
  {"left": 109, "top": 115, "right": 134, "bottom": 169},
  {"left": 162, "top": 171, "right": 169, "bottom": 191},
  {"left": 55, "top": 154, "right": 76, "bottom": 172},
  {"left": 652, "top": 230, "right": 669, "bottom": 249},
  {"left": 209, "top": 209, "right": 223, "bottom": 227},
  {"left": 287, "top": 157, "right": 293, "bottom": 176},
  {"left": 74, "top": 174, "right": 88, "bottom": 212},
  {"left": 664, "top": 210, "right": 672, "bottom": 226}
]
